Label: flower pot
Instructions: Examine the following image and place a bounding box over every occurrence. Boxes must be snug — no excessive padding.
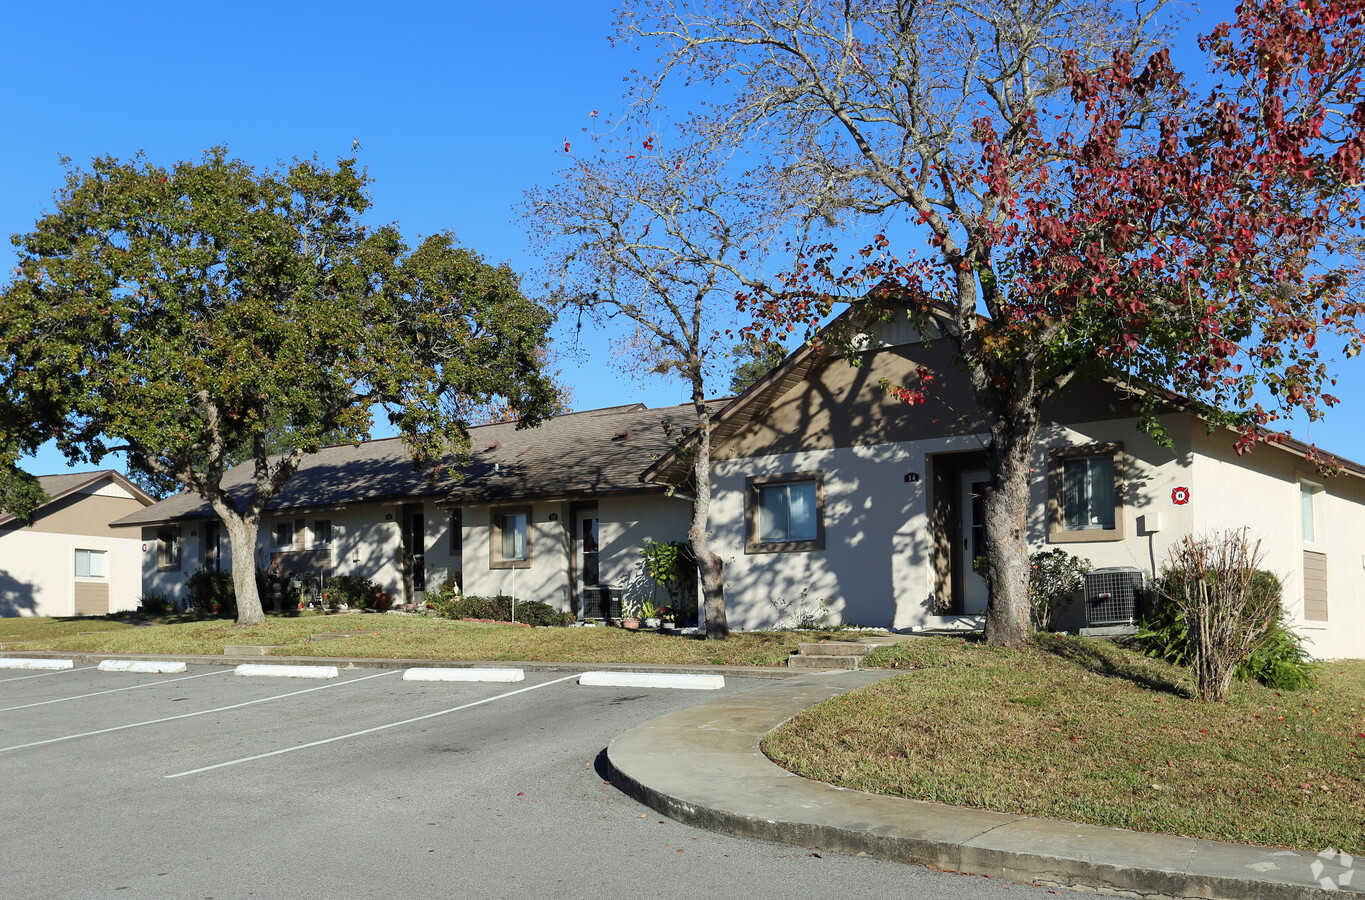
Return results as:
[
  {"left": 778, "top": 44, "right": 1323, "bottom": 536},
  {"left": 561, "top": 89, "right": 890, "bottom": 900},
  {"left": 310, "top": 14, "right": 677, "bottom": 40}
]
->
[
  {"left": 644, "top": 617, "right": 661, "bottom": 629},
  {"left": 621, "top": 618, "right": 641, "bottom": 631}
]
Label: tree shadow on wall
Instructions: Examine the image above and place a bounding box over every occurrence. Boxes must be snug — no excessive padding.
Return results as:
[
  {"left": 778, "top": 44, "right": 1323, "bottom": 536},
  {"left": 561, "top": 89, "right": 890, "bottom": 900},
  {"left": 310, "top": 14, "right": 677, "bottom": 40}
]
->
[{"left": 0, "top": 569, "right": 40, "bottom": 616}]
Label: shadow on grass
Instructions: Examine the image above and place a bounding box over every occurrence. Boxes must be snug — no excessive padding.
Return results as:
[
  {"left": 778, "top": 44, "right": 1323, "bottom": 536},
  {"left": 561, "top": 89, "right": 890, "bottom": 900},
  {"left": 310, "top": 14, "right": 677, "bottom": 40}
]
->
[{"left": 1034, "top": 634, "right": 1188, "bottom": 698}]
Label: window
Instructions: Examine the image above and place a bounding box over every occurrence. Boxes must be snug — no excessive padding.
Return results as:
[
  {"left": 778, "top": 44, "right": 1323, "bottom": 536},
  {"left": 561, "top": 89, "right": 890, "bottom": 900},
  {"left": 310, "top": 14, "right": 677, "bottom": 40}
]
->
[
  {"left": 489, "top": 507, "right": 531, "bottom": 569},
  {"left": 1048, "top": 443, "right": 1125, "bottom": 543},
  {"left": 274, "top": 521, "right": 294, "bottom": 548},
  {"left": 157, "top": 528, "right": 182, "bottom": 571},
  {"left": 75, "top": 549, "right": 107, "bottom": 578},
  {"left": 745, "top": 472, "right": 825, "bottom": 553},
  {"left": 450, "top": 508, "right": 463, "bottom": 555},
  {"left": 312, "top": 519, "right": 333, "bottom": 547},
  {"left": 1299, "top": 480, "right": 1323, "bottom": 544}
]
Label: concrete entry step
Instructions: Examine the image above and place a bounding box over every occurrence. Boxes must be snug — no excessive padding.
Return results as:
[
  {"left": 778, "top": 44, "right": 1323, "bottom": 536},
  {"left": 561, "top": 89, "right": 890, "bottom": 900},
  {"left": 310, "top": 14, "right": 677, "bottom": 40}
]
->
[
  {"left": 787, "top": 654, "right": 862, "bottom": 670},
  {"left": 796, "top": 642, "right": 876, "bottom": 657},
  {"left": 224, "top": 644, "right": 280, "bottom": 656}
]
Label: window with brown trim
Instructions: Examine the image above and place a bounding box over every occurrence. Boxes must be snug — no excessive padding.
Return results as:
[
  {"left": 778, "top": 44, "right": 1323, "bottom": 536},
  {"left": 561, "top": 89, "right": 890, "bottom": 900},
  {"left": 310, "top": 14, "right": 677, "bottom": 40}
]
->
[
  {"left": 157, "top": 527, "right": 182, "bottom": 571},
  {"left": 745, "top": 472, "right": 825, "bottom": 554},
  {"left": 1047, "top": 443, "right": 1125, "bottom": 543},
  {"left": 489, "top": 507, "right": 531, "bottom": 569}
]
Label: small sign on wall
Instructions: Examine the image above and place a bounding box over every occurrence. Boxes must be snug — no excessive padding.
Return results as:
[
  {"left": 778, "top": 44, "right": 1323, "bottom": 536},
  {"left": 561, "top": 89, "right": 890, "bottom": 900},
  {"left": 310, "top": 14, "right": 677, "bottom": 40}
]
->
[{"left": 1170, "top": 486, "right": 1190, "bottom": 506}]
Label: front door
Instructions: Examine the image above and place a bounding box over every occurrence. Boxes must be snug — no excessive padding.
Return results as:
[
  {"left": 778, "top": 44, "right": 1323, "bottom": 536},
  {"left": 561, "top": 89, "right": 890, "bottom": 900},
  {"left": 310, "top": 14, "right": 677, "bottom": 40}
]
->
[
  {"left": 959, "top": 470, "right": 989, "bottom": 615},
  {"left": 576, "top": 511, "right": 601, "bottom": 618},
  {"left": 402, "top": 507, "right": 425, "bottom": 605},
  {"left": 204, "top": 523, "right": 222, "bottom": 572}
]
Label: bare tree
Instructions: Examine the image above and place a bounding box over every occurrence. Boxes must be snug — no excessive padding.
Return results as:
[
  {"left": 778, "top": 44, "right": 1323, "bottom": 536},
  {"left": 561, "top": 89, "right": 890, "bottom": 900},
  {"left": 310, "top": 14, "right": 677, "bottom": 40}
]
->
[
  {"left": 1162, "top": 530, "right": 1282, "bottom": 702},
  {"left": 525, "top": 116, "right": 776, "bottom": 639}
]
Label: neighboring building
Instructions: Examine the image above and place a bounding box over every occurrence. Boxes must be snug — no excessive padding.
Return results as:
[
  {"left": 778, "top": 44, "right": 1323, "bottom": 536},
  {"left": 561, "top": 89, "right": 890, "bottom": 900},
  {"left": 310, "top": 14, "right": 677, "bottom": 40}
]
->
[
  {"left": 0, "top": 471, "right": 155, "bottom": 617},
  {"left": 115, "top": 315, "right": 1364, "bottom": 659},
  {"left": 114, "top": 404, "right": 702, "bottom": 618}
]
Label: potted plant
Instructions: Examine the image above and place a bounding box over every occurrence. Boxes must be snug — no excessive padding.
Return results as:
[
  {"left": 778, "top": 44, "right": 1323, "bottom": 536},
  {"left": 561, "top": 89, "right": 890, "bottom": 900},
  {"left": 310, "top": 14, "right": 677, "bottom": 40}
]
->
[
  {"left": 640, "top": 599, "right": 661, "bottom": 630},
  {"left": 620, "top": 597, "right": 642, "bottom": 631}
]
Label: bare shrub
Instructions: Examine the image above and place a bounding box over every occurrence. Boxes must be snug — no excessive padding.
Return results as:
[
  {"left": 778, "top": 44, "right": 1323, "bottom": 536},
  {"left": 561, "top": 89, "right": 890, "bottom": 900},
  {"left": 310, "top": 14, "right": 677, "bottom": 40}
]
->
[{"left": 1162, "top": 530, "right": 1282, "bottom": 701}]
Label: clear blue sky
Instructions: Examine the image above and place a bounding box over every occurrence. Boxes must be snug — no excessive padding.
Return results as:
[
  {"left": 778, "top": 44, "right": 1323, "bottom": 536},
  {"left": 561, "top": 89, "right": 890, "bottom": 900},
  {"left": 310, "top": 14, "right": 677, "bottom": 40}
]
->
[{"left": 4, "top": 0, "right": 1362, "bottom": 476}]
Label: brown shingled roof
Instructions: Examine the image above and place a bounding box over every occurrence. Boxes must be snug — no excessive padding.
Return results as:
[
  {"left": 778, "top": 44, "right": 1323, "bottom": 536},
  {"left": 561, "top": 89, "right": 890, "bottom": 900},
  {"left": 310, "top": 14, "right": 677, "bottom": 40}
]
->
[{"left": 113, "top": 403, "right": 716, "bottom": 528}]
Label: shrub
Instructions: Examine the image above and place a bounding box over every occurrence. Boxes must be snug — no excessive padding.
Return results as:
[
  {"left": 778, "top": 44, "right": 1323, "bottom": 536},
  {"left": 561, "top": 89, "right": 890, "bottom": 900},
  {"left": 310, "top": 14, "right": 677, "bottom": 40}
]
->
[
  {"left": 137, "top": 592, "right": 174, "bottom": 616},
  {"left": 428, "top": 593, "right": 573, "bottom": 627},
  {"left": 1028, "top": 548, "right": 1090, "bottom": 631},
  {"left": 325, "top": 575, "right": 380, "bottom": 609},
  {"left": 186, "top": 567, "right": 237, "bottom": 618},
  {"left": 640, "top": 539, "right": 698, "bottom": 625},
  {"left": 1142, "top": 530, "right": 1310, "bottom": 700}
]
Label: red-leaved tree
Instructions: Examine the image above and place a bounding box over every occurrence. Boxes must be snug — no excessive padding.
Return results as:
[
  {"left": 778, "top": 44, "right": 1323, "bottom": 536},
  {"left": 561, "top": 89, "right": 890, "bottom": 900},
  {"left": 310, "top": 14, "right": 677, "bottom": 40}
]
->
[{"left": 626, "top": 0, "right": 1365, "bottom": 646}]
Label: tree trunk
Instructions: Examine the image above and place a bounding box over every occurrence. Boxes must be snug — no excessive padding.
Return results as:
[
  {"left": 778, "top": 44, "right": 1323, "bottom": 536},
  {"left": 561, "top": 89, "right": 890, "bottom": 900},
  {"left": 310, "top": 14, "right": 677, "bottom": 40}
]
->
[
  {"left": 980, "top": 402, "right": 1040, "bottom": 648},
  {"left": 688, "top": 389, "right": 729, "bottom": 640},
  {"left": 217, "top": 506, "right": 266, "bottom": 627}
]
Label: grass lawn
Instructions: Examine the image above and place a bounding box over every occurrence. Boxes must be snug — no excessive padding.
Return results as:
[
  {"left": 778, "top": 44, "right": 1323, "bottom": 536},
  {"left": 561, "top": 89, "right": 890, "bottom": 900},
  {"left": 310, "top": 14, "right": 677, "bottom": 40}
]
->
[
  {"left": 762, "top": 634, "right": 1364, "bottom": 855},
  {"left": 0, "top": 614, "right": 814, "bottom": 667}
]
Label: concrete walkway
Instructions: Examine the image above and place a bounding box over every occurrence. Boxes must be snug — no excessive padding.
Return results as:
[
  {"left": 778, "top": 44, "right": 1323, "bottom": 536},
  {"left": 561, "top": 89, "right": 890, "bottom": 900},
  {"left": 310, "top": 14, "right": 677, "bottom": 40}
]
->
[{"left": 606, "top": 669, "right": 1360, "bottom": 900}]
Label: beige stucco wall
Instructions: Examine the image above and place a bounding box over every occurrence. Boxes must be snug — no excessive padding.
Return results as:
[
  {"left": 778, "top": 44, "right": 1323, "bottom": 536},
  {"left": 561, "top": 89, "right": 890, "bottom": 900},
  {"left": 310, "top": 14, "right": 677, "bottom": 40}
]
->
[
  {"left": 710, "top": 415, "right": 1192, "bottom": 632},
  {"left": 0, "top": 528, "right": 144, "bottom": 616},
  {"left": 460, "top": 501, "right": 572, "bottom": 609},
  {"left": 597, "top": 493, "right": 692, "bottom": 612},
  {"left": 1190, "top": 429, "right": 1364, "bottom": 660}
]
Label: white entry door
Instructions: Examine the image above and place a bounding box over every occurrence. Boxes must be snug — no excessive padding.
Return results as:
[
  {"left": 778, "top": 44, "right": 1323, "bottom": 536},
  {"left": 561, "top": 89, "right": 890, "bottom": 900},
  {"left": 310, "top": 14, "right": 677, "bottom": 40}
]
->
[{"left": 959, "top": 470, "right": 989, "bottom": 615}]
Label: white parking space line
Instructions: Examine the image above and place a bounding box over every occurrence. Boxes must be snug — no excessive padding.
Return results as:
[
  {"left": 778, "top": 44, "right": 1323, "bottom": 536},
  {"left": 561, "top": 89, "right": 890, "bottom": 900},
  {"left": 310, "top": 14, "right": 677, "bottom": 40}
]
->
[
  {"left": 0, "top": 666, "right": 98, "bottom": 683},
  {"left": 0, "top": 669, "right": 230, "bottom": 713},
  {"left": 0, "top": 670, "right": 399, "bottom": 755},
  {"left": 165, "top": 673, "right": 579, "bottom": 779}
]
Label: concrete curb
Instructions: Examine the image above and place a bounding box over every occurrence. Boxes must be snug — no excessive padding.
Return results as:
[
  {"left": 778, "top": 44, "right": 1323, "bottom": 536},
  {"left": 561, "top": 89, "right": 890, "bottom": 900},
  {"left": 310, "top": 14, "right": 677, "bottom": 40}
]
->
[
  {"left": 402, "top": 667, "right": 525, "bottom": 683},
  {"left": 0, "top": 650, "right": 796, "bottom": 680},
  {"left": 580, "top": 672, "right": 725, "bottom": 690},
  {"left": 606, "top": 670, "right": 1359, "bottom": 900},
  {"left": 0, "top": 658, "right": 73, "bottom": 670},
  {"left": 234, "top": 664, "right": 339, "bottom": 679},
  {"left": 97, "top": 660, "right": 187, "bottom": 674}
]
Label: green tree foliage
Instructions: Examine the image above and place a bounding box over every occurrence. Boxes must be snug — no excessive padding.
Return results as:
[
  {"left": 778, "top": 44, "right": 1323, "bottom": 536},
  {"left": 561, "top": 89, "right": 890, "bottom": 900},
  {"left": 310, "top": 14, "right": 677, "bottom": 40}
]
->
[
  {"left": 727, "top": 336, "right": 788, "bottom": 395},
  {"left": 0, "top": 148, "right": 560, "bottom": 625}
]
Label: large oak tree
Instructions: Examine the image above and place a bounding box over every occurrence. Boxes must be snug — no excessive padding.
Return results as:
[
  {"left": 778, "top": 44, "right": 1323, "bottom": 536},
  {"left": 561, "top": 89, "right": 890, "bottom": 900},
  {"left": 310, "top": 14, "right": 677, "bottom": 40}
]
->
[
  {"left": 623, "top": 0, "right": 1365, "bottom": 646},
  {"left": 0, "top": 148, "right": 560, "bottom": 625}
]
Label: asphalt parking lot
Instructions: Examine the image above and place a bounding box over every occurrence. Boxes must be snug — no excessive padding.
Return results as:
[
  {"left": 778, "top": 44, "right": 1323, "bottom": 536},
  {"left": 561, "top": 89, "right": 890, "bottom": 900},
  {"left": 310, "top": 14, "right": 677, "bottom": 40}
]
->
[{"left": 0, "top": 662, "right": 1079, "bottom": 899}]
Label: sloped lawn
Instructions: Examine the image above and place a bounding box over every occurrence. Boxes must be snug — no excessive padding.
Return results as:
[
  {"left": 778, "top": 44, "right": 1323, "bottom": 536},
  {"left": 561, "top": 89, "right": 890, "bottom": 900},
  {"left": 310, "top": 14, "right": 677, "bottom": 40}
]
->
[
  {"left": 0, "top": 614, "right": 810, "bottom": 667},
  {"left": 762, "top": 634, "right": 1364, "bottom": 855}
]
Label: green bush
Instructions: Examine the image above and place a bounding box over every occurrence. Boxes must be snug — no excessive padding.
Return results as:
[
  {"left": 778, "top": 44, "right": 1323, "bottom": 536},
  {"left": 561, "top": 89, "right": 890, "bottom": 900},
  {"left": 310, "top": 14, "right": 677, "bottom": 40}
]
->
[
  {"left": 186, "top": 567, "right": 236, "bottom": 618},
  {"left": 324, "top": 575, "right": 380, "bottom": 609},
  {"left": 1028, "top": 548, "right": 1090, "bottom": 631},
  {"left": 428, "top": 593, "right": 573, "bottom": 627},
  {"left": 1138, "top": 567, "right": 1316, "bottom": 690},
  {"left": 137, "top": 591, "right": 174, "bottom": 616}
]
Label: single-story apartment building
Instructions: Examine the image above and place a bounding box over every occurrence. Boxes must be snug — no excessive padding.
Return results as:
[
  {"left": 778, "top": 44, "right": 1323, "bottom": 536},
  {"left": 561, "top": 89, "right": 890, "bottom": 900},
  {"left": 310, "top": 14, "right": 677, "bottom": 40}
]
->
[
  {"left": 116, "top": 315, "right": 1363, "bottom": 659},
  {"left": 0, "top": 471, "right": 155, "bottom": 616}
]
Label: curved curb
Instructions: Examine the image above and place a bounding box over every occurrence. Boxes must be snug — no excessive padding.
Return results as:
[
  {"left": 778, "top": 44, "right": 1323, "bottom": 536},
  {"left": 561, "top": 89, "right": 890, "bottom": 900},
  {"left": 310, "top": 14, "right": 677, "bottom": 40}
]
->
[{"left": 605, "top": 670, "right": 1357, "bottom": 900}]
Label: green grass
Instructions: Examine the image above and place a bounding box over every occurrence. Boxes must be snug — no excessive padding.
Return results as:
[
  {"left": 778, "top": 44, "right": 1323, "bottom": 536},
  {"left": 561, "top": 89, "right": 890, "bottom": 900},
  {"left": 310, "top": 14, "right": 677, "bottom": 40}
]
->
[
  {"left": 762, "top": 634, "right": 1365, "bottom": 855},
  {"left": 0, "top": 617, "right": 138, "bottom": 642},
  {"left": 0, "top": 614, "right": 816, "bottom": 667}
]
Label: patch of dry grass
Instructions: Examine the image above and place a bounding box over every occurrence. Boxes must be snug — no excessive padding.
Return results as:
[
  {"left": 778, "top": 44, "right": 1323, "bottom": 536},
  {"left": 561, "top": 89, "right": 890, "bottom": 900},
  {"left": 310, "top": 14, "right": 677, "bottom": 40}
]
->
[
  {"left": 763, "top": 634, "right": 1364, "bottom": 855},
  {"left": 0, "top": 614, "right": 813, "bottom": 667}
]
